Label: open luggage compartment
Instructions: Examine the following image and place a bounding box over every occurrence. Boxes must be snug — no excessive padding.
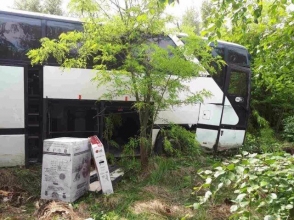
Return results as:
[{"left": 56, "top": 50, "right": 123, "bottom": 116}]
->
[{"left": 45, "top": 100, "right": 140, "bottom": 156}]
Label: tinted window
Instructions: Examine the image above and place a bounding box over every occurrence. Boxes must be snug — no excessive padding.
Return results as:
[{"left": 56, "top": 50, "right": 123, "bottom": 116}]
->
[
  {"left": 212, "top": 47, "right": 225, "bottom": 60},
  {"left": 228, "top": 71, "right": 247, "bottom": 96},
  {"left": 228, "top": 48, "right": 248, "bottom": 66},
  {"left": 149, "top": 36, "right": 176, "bottom": 49},
  {"left": 158, "top": 36, "right": 176, "bottom": 49},
  {"left": 0, "top": 14, "right": 41, "bottom": 60},
  {"left": 210, "top": 47, "right": 225, "bottom": 89},
  {"left": 46, "top": 20, "right": 82, "bottom": 39},
  {"left": 212, "top": 66, "right": 225, "bottom": 90},
  {"left": 50, "top": 105, "right": 97, "bottom": 134},
  {"left": 46, "top": 21, "right": 83, "bottom": 64}
]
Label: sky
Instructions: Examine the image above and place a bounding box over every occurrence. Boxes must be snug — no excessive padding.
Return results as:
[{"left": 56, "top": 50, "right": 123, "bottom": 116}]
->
[{"left": 0, "top": 0, "right": 204, "bottom": 18}]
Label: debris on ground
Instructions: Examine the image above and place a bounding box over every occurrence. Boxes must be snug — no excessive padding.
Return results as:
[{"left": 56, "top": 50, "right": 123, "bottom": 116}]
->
[
  {"left": 35, "top": 200, "right": 82, "bottom": 220},
  {"left": 132, "top": 199, "right": 193, "bottom": 219}
]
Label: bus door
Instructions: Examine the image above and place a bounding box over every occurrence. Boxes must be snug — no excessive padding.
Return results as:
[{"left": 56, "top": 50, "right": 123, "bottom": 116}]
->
[{"left": 218, "top": 64, "right": 251, "bottom": 150}]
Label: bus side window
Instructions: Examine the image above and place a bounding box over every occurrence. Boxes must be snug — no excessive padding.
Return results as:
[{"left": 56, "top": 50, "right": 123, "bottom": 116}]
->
[
  {"left": 211, "top": 47, "right": 225, "bottom": 90},
  {"left": 45, "top": 20, "right": 83, "bottom": 64},
  {"left": 212, "top": 47, "right": 225, "bottom": 60},
  {"left": 211, "top": 64, "right": 225, "bottom": 90},
  {"left": 46, "top": 20, "right": 82, "bottom": 39},
  {"left": 0, "top": 14, "right": 41, "bottom": 60},
  {"left": 157, "top": 36, "right": 177, "bottom": 49}
]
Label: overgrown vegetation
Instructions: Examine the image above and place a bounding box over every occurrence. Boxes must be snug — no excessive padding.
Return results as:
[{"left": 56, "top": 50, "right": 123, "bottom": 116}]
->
[
  {"left": 78, "top": 156, "right": 219, "bottom": 220},
  {"left": 242, "top": 128, "right": 281, "bottom": 154},
  {"left": 160, "top": 124, "right": 201, "bottom": 156},
  {"left": 194, "top": 151, "right": 294, "bottom": 219},
  {"left": 103, "top": 114, "right": 122, "bottom": 149},
  {"left": 282, "top": 116, "right": 294, "bottom": 143},
  {"left": 203, "top": 0, "right": 294, "bottom": 137},
  {"left": 0, "top": 156, "right": 221, "bottom": 220}
]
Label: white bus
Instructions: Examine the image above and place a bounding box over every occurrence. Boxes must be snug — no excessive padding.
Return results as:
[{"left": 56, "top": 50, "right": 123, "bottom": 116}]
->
[{"left": 0, "top": 9, "right": 251, "bottom": 167}]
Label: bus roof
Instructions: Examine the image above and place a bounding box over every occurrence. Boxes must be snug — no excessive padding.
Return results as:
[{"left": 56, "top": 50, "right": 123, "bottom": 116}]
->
[
  {"left": 201, "top": 37, "right": 247, "bottom": 50},
  {"left": 213, "top": 40, "right": 247, "bottom": 50},
  {"left": 176, "top": 33, "right": 247, "bottom": 51},
  {"left": 0, "top": 8, "right": 81, "bottom": 23}
]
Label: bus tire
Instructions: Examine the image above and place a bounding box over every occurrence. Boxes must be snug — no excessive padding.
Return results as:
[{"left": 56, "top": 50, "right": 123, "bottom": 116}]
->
[
  {"left": 153, "top": 130, "right": 179, "bottom": 156},
  {"left": 154, "top": 131, "right": 164, "bottom": 155}
]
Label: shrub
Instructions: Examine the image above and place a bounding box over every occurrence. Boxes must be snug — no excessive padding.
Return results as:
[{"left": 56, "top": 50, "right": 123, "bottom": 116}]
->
[
  {"left": 193, "top": 151, "right": 294, "bottom": 219},
  {"left": 162, "top": 124, "right": 201, "bottom": 156},
  {"left": 282, "top": 116, "right": 294, "bottom": 142},
  {"left": 242, "top": 128, "right": 281, "bottom": 153}
]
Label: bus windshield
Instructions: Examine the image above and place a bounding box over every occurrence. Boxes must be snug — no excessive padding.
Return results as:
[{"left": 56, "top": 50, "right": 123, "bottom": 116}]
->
[{"left": 210, "top": 41, "right": 250, "bottom": 67}]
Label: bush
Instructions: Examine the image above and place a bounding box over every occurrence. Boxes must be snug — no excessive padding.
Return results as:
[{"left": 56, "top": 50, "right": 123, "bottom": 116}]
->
[
  {"left": 162, "top": 124, "right": 201, "bottom": 157},
  {"left": 282, "top": 116, "right": 294, "bottom": 142},
  {"left": 193, "top": 151, "right": 294, "bottom": 219},
  {"left": 242, "top": 128, "right": 281, "bottom": 153}
]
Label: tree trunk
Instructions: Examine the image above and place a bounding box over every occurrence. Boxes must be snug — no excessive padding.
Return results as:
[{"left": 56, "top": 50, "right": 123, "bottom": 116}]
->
[
  {"left": 139, "top": 108, "right": 151, "bottom": 169},
  {"left": 140, "top": 129, "right": 149, "bottom": 168}
]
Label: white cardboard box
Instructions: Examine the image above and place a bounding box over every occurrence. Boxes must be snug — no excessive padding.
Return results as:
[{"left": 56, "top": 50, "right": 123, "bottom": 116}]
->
[
  {"left": 89, "top": 136, "right": 113, "bottom": 194},
  {"left": 41, "top": 137, "right": 91, "bottom": 202}
]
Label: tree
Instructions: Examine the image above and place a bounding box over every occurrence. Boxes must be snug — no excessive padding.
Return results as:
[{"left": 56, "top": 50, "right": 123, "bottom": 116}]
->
[
  {"left": 13, "top": 0, "right": 63, "bottom": 15},
  {"left": 13, "top": 0, "right": 42, "bottom": 13},
  {"left": 43, "top": 0, "right": 63, "bottom": 15},
  {"left": 202, "top": 0, "right": 294, "bottom": 132},
  {"left": 200, "top": 0, "right": 213, "bottom": 30},
  {"left": 181, "top": 6, "right": 201, "bottom": 34},
  {"left": 28, "top": 0, "right": 214, "bottom": 168}
]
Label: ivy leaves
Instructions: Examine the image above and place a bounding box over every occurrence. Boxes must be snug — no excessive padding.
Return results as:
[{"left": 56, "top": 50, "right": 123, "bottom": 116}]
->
[{"left": 194, "top": 152, "right": 294, "bottom": 219}]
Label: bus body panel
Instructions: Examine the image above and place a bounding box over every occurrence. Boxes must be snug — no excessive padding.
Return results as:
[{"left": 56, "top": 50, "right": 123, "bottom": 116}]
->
[
  {"left": 152, "top": 129, "right": 160, "bottom": 146},
  {"left": 183, "top": 77, "right": 223, "bottom": 104},
  {"left": 0, "top": 65, "right": 25, "bottom": 167},
  {"left": 218, "top": 129, "right": 246, "bottom": 150},
  {"left": 196, "top": 129, "right": 218, "bottom": 149},
  {"left": 155, "top": 104, "right": 200, "bottom": 125},
  {"left": 43, "top": 66, "right": 135, "bottom": 101},
  {"left": 198, "top": 104, "right": 222, "bottom": 126},
  {"left": 0, "top": 135, "right": 25, "bottom": 167},
  {"left": 221, "top": 106, "right": 239, "bottom": 125},
  {"left": 0, "top": 66, "right": 24, "bottom": 128}
]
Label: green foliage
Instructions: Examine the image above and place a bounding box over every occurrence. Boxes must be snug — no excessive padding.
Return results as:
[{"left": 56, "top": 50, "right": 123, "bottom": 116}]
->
[
  {"left": 200, "top": 0, "right": 214, "bottom": 32},
  {"left": 13, "top": 0, "right": 42, "bottom": 12},
  {"left": 147, "top": 157, "right": 177, "bottom": 185},
  {"left": 103, "top": 114, "right": 122, "bottom": 149},
  {"left": 13, "top": 0, "right": 63, "bottom": 15},
  {"left": 194, "top": 151, "right": 294, "bottom": 219},
  {"left": 202, "top": 0, "right": 294, "bottom": 134},
  {"left": 243, "top": 128, "right": 281, "bottom": 153},
  {"left": 181, "top": 6, "right": 201, "bottom": 34},
  {"left": 42, "top": 0, "right": 63, "bottom": 15},
  {"left": 282, "top": 116, "right": 294, "bottom": 142},
  {"left": 162, "top": 124, "right": 200, "bottom": 156},
  {"left": 118, "top": 137, "right": 141, "bottom": 176}
]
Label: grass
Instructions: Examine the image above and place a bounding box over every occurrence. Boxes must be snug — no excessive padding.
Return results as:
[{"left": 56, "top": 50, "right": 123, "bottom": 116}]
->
[
  {"left": 72, "top": 155, "right": 228, "bottom": 220},
  {"left": 0, "top": 154, "right": 233, "bottom": 220},
  {"left": 0, "top": 165, "right": 42, "bottom": 220}
]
